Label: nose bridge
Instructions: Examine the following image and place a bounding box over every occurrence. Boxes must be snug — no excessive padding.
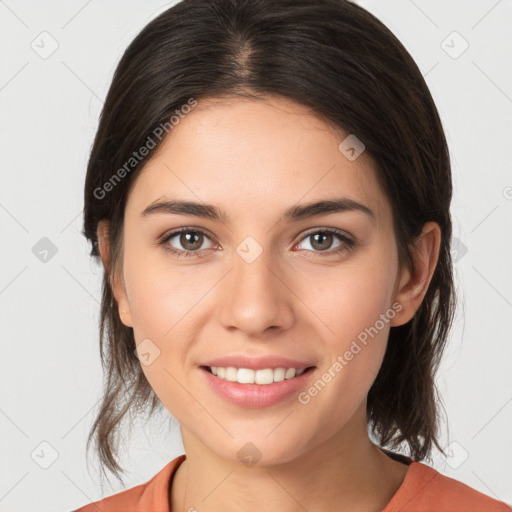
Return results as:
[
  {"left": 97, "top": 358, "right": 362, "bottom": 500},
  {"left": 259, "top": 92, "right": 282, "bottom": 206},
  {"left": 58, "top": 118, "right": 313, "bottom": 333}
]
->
[{"left": 218, "top": 234, "right": 294, "bottom": 334}]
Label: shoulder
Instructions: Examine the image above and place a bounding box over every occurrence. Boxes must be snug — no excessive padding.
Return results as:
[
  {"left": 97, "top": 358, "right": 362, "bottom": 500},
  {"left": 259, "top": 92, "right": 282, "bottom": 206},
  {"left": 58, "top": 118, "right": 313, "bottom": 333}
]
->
[
  {"left": 70, "top": 454, "right": 186, "bottom": 512},
  {"left": 385, "top": 461, "right": 511, "bottom": 512}
]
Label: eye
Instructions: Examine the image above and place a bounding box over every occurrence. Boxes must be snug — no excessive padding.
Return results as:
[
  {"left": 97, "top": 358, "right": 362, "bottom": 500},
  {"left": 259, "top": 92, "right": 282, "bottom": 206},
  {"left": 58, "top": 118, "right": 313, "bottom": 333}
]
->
[
  {"left": 159, "top": 228, "right": 216, "bottom": 258},
  {"left": 295, "top": 228, "right": 355, "bottom": 256},
  {"left": 159, "top": 227, "right": 355, "bottom": 259}
]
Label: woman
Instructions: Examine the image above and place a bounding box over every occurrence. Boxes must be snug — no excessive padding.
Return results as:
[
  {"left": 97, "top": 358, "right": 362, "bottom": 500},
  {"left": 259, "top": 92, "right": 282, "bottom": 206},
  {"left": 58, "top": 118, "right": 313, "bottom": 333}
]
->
[{"left": 74, "top": 0, "right": 511, "bottom": 510}]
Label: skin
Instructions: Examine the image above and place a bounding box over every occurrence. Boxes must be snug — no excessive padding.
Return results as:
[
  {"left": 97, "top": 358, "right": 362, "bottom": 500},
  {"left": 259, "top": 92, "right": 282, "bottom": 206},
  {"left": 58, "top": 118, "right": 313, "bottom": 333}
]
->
[{"left": 97, "top": 95, "right": 441, "bottom": 512}]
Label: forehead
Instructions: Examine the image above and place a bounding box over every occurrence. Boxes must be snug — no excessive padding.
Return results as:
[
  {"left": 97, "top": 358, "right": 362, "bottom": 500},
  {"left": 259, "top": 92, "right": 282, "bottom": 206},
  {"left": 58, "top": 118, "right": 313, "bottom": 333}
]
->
[{"left": 127, "top": 96, "right": 391, "bottom": 229}]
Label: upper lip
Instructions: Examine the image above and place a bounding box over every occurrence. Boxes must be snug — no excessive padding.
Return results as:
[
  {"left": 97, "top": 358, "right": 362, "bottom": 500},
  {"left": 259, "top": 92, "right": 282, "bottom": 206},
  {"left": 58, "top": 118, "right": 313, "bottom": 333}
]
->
[{"left": 200, "top": 354, "right": 316, "bottom": 371}]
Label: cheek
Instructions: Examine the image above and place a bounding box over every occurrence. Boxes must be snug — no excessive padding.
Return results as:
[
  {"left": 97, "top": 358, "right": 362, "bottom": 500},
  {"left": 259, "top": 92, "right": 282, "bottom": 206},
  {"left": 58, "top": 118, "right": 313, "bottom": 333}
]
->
[
  {"left": 122, "top": 244, "right": 208, "bottom": 383},
  {"left": 295, "top": 253, "right": 397, "bottom": 346},
  {"left": 293, "top": 249, "right": 396, "bottom": 405},
  {"left": 299, "top": 299, "right": 392, "bottom": 435},
  {"left": 126, "top": 261, "right": 196, "bottom": 415},
  {"left": 123, "top": 244, "right": 193, "bottom": 337}
]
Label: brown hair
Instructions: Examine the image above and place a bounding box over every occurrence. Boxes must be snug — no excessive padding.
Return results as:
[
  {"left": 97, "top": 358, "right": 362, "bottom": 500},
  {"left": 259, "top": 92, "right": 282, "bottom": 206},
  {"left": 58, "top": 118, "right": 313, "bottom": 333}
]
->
[{"left": 82, "top": 0, "right": 456, "bottom": 485}]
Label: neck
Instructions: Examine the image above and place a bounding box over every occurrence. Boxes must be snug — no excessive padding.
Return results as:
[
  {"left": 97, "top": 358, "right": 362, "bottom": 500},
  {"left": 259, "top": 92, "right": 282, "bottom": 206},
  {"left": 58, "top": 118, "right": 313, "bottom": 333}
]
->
[{"left": 170, "top": 405, "right": 409, "bottom": 512}]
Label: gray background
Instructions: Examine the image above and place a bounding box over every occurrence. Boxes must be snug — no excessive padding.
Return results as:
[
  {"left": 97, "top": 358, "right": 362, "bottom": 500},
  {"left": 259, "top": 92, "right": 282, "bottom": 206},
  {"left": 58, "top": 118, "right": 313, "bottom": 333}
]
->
[{"left": 0, "top": 1, "right": 511, "bottom": 510}]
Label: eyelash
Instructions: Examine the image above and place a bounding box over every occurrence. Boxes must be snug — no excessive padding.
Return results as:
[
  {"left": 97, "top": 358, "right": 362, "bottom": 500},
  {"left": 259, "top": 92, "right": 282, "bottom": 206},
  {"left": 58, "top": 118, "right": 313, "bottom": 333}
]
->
[{"left": 158, "top": 227, "right": 356, "bottom": 260}]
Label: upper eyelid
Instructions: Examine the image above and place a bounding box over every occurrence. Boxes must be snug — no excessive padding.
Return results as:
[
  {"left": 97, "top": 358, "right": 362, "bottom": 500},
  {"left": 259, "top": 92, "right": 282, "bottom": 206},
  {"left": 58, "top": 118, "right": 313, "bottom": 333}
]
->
[{"left": 298, "top": 226, "right": 353, "bottom": 240}]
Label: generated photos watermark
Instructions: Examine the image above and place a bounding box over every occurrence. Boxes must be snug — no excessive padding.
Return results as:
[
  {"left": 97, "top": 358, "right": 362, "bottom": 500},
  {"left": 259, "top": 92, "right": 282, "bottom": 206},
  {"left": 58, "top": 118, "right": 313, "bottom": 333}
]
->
[
  {"left": 298, "top": 301, "right": 403, "bottom": 405},
  {"left": 93, "top": 97, "right": 198, "bottom": 200}
]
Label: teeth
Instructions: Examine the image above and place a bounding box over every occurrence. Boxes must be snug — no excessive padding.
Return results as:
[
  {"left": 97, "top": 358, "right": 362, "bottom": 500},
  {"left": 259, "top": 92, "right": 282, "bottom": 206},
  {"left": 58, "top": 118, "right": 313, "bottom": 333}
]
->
[{"left": 209, "top": 366, "right": 307, "bottom": 384}]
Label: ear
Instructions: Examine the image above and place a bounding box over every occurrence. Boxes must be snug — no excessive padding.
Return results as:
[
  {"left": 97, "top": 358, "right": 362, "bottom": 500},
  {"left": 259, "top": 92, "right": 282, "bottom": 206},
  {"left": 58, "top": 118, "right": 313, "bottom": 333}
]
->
[
  {"left": 96, "top": 220, "right": 134, "bottom": 328},
  {"left": 390, "top": 221, "right": 441, "bottom": 327}
]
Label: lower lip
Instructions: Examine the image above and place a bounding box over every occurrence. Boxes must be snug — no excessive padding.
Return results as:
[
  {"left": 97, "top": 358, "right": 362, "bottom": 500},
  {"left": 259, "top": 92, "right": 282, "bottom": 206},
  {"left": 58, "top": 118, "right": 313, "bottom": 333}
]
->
[{"left": 199, "top": 366, "right": 316, "bottom": 408}]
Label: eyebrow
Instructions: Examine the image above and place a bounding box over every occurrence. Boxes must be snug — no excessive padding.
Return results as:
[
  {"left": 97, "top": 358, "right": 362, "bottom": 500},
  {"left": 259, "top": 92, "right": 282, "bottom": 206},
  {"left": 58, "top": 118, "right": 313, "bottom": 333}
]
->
[{"left": 141, "top": 196, "right": 376, "bottom": 224}]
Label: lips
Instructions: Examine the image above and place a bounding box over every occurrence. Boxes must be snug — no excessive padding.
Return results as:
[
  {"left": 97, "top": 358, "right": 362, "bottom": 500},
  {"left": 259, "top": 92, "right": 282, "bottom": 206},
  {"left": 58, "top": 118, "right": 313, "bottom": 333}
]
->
[
  {"left": 200, "top": 364, "right": 316, "bottom": 408},
  {"left": 198, "top": 353, "right": 317, "bottom": 408}
]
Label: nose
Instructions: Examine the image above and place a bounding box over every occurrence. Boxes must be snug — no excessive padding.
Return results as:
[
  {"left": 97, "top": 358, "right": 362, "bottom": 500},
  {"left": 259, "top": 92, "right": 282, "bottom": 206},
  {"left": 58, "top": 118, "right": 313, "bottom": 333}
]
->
[{"left": 217, "top": 243, "right": 295, "bottom": 337}]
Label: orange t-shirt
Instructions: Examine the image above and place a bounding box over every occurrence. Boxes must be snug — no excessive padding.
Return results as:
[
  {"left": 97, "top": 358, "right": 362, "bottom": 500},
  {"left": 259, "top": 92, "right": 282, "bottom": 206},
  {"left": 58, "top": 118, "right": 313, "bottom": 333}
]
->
[{"left": 72, "top": 454, "right": 511, "bottom": 512}]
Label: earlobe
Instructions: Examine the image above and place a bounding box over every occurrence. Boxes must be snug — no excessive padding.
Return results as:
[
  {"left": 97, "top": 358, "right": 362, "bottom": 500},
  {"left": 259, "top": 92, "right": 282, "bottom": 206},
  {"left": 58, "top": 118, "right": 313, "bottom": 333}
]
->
[
  {"left": 118, "top": 306, "right": 133, "bottom": 328},
  {"left": 96, "top": 220, "right": 134, "bottom": 328},
  {"left": 390, "top": 222, "right": 441, "bottom": 327}
]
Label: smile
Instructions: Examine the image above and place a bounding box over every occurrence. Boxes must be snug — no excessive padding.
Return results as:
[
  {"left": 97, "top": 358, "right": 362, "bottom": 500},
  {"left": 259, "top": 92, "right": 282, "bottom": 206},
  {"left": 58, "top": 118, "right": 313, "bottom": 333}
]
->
[{"left": 200, "top": 365, "right": 316, "bottom": 408}]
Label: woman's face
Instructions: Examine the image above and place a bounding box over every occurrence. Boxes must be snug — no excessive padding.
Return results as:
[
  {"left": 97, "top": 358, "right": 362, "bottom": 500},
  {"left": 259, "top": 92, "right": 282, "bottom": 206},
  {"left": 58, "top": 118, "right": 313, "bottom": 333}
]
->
[{"left": 109, "top": 95, "right": 417, "bottom": 465}]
